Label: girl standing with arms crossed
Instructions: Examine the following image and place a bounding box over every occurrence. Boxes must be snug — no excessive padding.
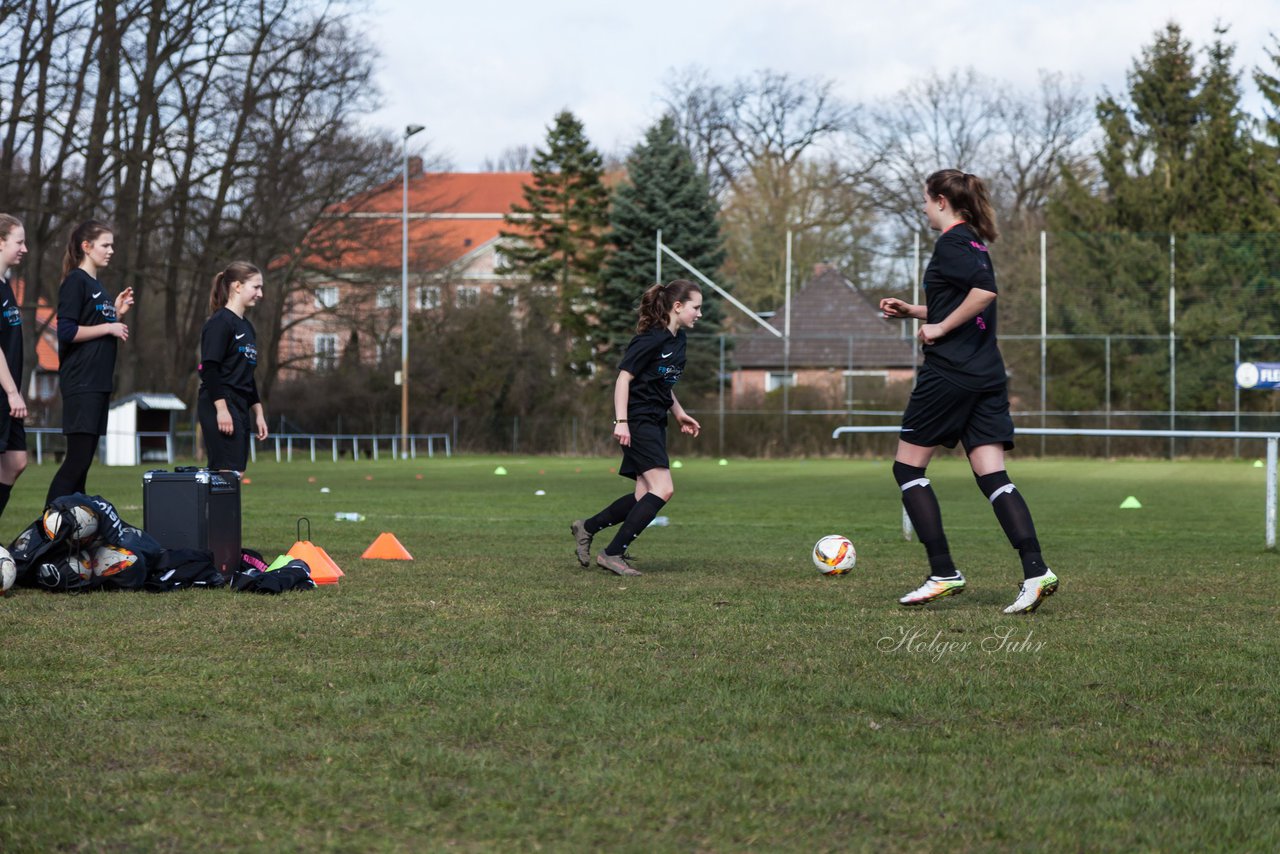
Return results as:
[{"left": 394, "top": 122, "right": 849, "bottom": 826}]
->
[
  {"left": 198, "top": 262, "right": 268, "bottom": 470},
  {"left": 46, "top": 220, "right": 132, "bottom": 504},
  {"left": 879, "top": 169, "right": 1058, "bottom": 614},
  {"left": 571, "top": 279, "right": 703, "bottom": 576},
  {"left": 0, "top": 215, "right": 31, "bottom": 523}
]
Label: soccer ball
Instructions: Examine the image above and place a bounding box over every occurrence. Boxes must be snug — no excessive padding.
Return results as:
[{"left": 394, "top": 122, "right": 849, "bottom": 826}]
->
[
  {"left": 0, "top": 545, "right": 15, "bottom": 593},
  {"left": 91, "top": 544, "right": 138, "bottom": 578},
  {"left": 812, "top": 535, "right": 857, "bottom": 575},
  {"left": 42, "top": 504, "right": 100, "bottom": 546},
  {"left": 70, "top": 551, "right": 94, "bottom": 581}
]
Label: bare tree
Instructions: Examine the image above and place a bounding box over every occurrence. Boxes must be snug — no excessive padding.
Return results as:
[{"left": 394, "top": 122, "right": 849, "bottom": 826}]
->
[
  {"left": 858, "top": 68, "right": 1092, "bottom": 233},
  {"left": 663, "top": 66, "right": 856, "bottom": 199},
  {"left": 661, "top": 66, "right": 738, "bottom": 196},
  {"left": 661, "top": 67, "right": 873, "bottom": 309},
  {"left": 992, "top": 71, "right": 1095, "bottom": 225},
  {"left": 483, "top": 144, "right": 532, "bottom": 172},
  {"left": 0, "top": 0, "right": 399, "bottom": 408}
]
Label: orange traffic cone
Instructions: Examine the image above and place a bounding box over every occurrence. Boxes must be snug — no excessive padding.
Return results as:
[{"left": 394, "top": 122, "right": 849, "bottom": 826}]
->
[
  {"left": 362, "top": 532, "right": 413, "bottom": 560},
  {"left": 288, "top": 518, "right": 345, "bottom": 584}
]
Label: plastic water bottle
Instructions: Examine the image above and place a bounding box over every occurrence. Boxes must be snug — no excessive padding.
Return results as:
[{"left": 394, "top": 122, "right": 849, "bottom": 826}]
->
[
  {"left": 648, "top": 515, "right": 670, "bottom": 528},
  {"left": 334, "top": 512, "right": 365, "bottom": 522}
]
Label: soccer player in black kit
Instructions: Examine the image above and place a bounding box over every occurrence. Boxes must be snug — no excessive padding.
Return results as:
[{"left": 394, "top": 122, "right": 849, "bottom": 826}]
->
[
  {"left": 46, "top": 220, "right": 133, "bottom": 505},
  {"left": 0, "top": 215, "right": 31, "bottom": 524},
  {"left": 571, "top": 279, "right": 703, "bottom": 576},
  {"left": 198, "top": 261, "right": 269, "bottom": 471},
  {"left": 879, "top": 170, "right": 1058, "bottom": 614}
]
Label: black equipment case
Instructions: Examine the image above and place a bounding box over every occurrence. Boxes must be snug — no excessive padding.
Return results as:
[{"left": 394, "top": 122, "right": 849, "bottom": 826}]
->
[{"left": 143, "top": 468, "right": 242, "bottom": 574}]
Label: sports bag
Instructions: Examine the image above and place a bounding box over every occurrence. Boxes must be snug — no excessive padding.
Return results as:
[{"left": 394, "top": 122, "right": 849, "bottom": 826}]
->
[{"left": 231, "top": 559, "right": 315, "bottom": 594}]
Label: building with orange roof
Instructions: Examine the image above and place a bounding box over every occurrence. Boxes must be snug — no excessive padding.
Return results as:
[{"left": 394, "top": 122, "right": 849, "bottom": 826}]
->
[
  {"left": 10, "top": 278, "right": 61, "bottom": 407},
  {"left": 278, "top": 162, "right": 532, "bottom": 377}
]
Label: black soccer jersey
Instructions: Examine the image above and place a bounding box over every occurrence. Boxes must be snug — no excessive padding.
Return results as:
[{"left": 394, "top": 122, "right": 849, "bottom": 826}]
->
[
  {"left": 617, "top": 327, "right": 687, "bottom": 423},
  {"left": 0, "top": 277, "right": 22, "bottom": 385},
  {"left": 56, "top": 268, "right": 118, "bottom": 395},
  {"left": 199, "top": 307, "right": 260, "bottom": 405},
  {"left": 920, "top": 222, "right": 1006, "bottom": 391}
]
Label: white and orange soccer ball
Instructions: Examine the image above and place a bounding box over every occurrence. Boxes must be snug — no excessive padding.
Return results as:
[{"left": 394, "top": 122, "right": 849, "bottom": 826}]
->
[
  {"left": 91, "top": 544, "right": 138, "bottom": 578},
  {"left": 70, "top": 551, "right": 94, "bottom": 581},
  {"left": 0, "top": 545, "right": 15, "bottom": 593},
  {"left": 42, "top": 504, "right": 100, "bottom": 547},
  {"left": 812, "top": 535, "right": 857, "bottom": 575}
]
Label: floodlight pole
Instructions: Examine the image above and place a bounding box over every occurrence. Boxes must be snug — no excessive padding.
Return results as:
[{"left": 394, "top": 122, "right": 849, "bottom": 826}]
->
[
  {"left": 784, "top": 230, "right": 793, "bottom": 446},
  {"left": 401, "top": 124, "right": 425, "bottom": 458}
]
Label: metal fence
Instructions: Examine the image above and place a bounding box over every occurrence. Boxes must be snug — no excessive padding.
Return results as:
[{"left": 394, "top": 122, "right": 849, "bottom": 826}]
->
[
  {"left": 24, "top": 232, "right": 1280, "bottom": 461},
  {"left": 25, "top": 428, "right": 452, "bottom": 466}
]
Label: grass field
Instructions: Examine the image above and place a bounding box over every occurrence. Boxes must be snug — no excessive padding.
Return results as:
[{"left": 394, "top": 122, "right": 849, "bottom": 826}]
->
[{"left": 1, "top": 454, "right": 1277, "bottom": 852}]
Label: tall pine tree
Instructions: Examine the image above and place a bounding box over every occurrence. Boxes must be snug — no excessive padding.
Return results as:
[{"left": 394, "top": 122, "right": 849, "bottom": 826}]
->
[
  {"left": 600, "top": 115, "right": 727, "bottom": 397},
  {"left": 1252, "top": 33, "right": 1280, "bottom": 213},
  {"left": 500, "top": 110, "right": 610, "bottom": 375},
  {"left": 1048, "top": 23, "right": 1280, "bottom": 410},
  {"left": 1254, "top": 33, "right": 1280, "bottom": 151}
]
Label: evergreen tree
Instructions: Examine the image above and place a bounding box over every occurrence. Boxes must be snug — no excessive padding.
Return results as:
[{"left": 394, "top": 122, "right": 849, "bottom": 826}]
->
[
  {"left": 1047, "top": 23, "right": 1280, "bottom": 411},
  {"left": 1251, "top": 33, "right": 1280, "bottom": 213},
  {"left": 599, "top": 115, "right": 727, "bottom": 396},
  {"left": 1254, "top": 33, "right": 1280, "bottom": 149},
  {"left": 499, "top": 110, "right": 611, "bottom": 374},
  {"left": 1052, "top": 23, "right": 1274, "bottom": 236}
]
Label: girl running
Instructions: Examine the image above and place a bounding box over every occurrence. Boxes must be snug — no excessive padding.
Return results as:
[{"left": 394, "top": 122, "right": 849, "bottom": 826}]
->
[
  {"left": 571, "top": 279, "right": 703, "bottom": 576},
  {"left": 879, "top": 169, "right": 1058, "bottom": 614},
  {"left": 46, "top": 220, "right": 132, "bottom": 504},
  {"left": 0, "top": 215, "right": 30, "bottom": 523},
  {"left": 197, "top": 261, "right": 269, "bottom": 471}
]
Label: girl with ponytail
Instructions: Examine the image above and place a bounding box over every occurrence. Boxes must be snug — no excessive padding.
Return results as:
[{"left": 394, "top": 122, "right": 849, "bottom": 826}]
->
[
  {"left": 46, "top": 220, "right": 133, "bottom": 504},
  {"left": 879, "top": 169, "right": 1058, "bottom": 614},
  {"left": 0, "top": 215, "right": 31, "bottom": 522},
  {"left": 197, "top": 262, "right": 268, "bottom": 471},
  {"left": 570, "top": 279, "right": 703, "bottom": 576}
]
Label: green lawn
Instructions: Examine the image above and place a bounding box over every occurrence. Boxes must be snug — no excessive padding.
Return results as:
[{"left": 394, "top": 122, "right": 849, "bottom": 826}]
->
[{"left": 1, "top": 455, "right": 1276, "bottom": 852}]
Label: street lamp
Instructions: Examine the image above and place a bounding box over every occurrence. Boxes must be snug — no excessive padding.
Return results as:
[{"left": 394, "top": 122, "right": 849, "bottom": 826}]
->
[{"left": 402, "top": 123, "right": 425, "bottom": 458}]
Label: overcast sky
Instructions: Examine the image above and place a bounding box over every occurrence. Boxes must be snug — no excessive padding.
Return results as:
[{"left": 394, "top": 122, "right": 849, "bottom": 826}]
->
[{"left": 363, "top": 0, "right": 1278, "bottom": 170}]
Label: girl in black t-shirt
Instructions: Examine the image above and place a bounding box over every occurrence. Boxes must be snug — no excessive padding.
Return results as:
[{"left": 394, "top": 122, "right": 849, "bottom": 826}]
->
[
  {"left": 198, "top": 261, "right": 269, "bottom": 471},
  {"left": 46, "top": 220, "right": 133, "bottom": 505},
  {"left": 879, "top": 169, "right": 1058, "bottom": 615},
  {"left": 0, "top": 214, "right": 31, "bottom": 525},
  {"left": 571, "top": 279, "right": 703, "bottom": 576}
]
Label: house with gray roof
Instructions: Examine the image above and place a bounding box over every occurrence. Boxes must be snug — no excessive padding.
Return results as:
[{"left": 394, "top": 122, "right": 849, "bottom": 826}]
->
[{"left": 730, "top": 264, "right": 917, "bottom": 404}]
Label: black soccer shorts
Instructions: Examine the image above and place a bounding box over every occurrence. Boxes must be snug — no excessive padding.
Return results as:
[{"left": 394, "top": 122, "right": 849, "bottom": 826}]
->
[{"left": 900, "top": 365, "right": 1014, "bottom": 452}]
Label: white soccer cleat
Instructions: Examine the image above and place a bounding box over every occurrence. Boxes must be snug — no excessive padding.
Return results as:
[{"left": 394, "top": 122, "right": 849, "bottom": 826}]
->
[
  {"left": 899, "top": 573, "right": 966, "bottom": 606},
  {"left": 1003, "top": 570, "right": 1059, "bottom": 614}
]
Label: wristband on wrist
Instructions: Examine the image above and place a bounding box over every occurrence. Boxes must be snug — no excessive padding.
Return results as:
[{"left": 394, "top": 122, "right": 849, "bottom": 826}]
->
[{"left": 613, "top": 419, "right": 628, "bottom": 424}]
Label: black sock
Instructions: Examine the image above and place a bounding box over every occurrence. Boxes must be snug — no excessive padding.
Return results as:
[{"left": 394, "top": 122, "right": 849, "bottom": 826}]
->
[
  {"left": 893, "top": 461, "right": 957, "bottom": 577},
  {"left": 604, "top": 493, "right": 667, "bottom": 556},
  {"left": 0, "top": 482, "right": 11, "bottom": 520},
  {"left": 584, "top": 494, "right": 638, "bottom": 535},
  {"left": 975, "top": 470, "right": 1046, "bottom": 579}
]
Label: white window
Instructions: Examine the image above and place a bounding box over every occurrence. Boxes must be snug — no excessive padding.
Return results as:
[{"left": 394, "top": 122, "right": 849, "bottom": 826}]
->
[
  {"left": 314, "top": 286, "right": 339, "bottom": 309},
  {"left": 765, "top": 372, "right": 797, "bottom": 393},
  {"left": 376, "top": 286, "right": 396, "bottom": 309},
  {"left": 455, "top": 286, "right": 481, "bottom": 308},
  {"left": 314, "top": 334, "right": 339, "bottom": 371},
  {"left": 418, "top": 286, "right": 441, "bottom": 310}
]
